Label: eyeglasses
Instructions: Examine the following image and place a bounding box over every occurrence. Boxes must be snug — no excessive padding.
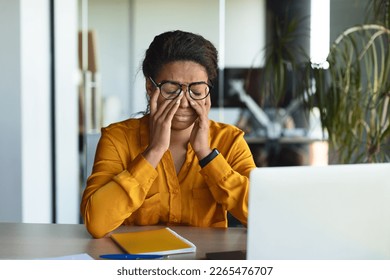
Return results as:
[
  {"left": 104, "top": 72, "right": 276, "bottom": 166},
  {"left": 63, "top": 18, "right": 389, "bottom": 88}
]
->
[{"left": 149, "top": 77, "right": 212, "bottom": 100}]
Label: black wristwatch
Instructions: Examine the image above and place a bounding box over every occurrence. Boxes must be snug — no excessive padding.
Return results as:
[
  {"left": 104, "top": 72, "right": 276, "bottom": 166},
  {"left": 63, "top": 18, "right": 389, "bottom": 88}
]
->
[{"left": 199, "top": 148, "right": 220, "bottom": 168}]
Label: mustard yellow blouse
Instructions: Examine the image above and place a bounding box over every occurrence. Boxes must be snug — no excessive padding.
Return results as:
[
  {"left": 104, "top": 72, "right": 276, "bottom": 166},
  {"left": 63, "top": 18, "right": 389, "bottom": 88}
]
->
[{"left": 81, "top": 115, "right": 256, "bottom": 238}]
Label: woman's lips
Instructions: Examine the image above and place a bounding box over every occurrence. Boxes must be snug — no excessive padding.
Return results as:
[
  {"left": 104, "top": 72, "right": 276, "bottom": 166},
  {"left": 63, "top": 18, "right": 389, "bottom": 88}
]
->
[
  {"left": 174, "top": 111, "right": 196, "bottom": 121},
  {"left": 175, "top": 109, "right": 196, "bottom": 117}
]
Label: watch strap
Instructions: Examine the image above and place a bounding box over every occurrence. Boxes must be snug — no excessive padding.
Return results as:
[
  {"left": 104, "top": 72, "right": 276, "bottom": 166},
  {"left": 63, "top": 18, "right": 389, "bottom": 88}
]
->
[{"left": 199, "top": 148, "right": 220, "bottom": 168}]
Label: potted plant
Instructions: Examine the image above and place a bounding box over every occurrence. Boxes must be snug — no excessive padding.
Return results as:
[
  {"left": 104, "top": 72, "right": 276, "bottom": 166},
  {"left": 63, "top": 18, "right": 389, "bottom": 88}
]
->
[{"left": 305, "top": 0, "right": 390, "bottom": 163}]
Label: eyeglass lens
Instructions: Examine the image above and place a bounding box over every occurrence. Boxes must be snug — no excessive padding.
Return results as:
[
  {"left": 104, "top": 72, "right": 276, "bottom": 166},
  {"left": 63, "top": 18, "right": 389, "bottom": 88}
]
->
[{"left": 160, "top": 82, "right": 210, "bottom": 100}]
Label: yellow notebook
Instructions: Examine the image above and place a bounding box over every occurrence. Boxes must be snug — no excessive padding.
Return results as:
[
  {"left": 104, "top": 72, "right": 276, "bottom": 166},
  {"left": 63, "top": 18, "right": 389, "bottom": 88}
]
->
[{"left": 110, "top": 227, "right": 196, "bottom": 255}]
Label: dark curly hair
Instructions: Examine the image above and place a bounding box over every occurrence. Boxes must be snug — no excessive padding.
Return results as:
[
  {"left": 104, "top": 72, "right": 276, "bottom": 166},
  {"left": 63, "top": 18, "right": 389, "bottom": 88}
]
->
[{"left": 142, "top": 30, "right": 219, "bottom": 81}]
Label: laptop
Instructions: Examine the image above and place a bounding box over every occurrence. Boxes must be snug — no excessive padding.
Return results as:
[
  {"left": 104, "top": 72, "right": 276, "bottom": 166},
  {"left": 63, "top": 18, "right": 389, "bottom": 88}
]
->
[{"left": 247, "top": 163, "right": 390, "bottom": 260}]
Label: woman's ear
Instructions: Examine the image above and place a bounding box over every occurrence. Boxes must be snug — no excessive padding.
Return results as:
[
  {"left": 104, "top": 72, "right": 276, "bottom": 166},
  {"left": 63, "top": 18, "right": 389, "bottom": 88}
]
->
[{"left": 145, "top": 79, "right": 155, "bottom": 97}]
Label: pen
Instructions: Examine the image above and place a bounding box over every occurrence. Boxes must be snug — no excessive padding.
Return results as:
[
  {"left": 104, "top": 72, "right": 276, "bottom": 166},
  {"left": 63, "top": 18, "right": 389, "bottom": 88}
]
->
[{"left": 99, "top": 254, "right": 164, "bottom": 260}]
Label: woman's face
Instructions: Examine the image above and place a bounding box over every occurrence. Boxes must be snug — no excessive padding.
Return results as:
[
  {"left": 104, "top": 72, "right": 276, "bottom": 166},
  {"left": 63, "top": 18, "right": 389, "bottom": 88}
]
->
[{"left": 148, "top": 61, "right": 210, "bottom": 131}]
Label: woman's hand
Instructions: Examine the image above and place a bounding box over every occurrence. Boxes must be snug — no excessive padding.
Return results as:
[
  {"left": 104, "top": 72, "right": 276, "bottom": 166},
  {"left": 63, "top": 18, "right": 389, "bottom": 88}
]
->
[
  {"left": 189, "top": 95, "right": 212, "bottom": 160},
  {"left": 142, "top": 89, "right": 183, "bottom": 168}
]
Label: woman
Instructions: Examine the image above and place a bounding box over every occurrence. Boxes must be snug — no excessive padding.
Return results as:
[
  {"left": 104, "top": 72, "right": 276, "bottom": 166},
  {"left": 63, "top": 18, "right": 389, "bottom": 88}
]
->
[{"left": 81, "top": 30, "right": 256, "bottom": 238}]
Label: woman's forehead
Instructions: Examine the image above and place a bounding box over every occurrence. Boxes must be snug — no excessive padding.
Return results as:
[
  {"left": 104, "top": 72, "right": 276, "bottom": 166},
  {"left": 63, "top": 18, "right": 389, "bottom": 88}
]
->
[{"left": 157, "top": 61, "right": 208, "bottom": 82}]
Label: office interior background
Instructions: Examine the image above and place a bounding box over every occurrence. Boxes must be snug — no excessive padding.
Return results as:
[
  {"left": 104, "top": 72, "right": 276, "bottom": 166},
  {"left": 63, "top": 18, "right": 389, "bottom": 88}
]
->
[{"left": 0, "top": 0, "right": 371, "bottom": 224}]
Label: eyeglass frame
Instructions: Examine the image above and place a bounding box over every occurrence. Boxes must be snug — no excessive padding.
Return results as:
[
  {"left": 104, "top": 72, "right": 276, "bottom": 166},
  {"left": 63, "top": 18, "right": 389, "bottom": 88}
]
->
[{"left": 149, "top": 77, "right": 213, "bottom": 100}]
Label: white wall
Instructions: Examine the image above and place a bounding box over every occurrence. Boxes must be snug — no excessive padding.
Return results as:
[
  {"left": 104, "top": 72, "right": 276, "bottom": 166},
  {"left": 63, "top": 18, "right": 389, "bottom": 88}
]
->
[
  {"left": 0, "top": 0, "right": 79, "bottom": 224},
  {"left": 225, "top": 0, "right": 266, "bottom": 68},
  {"left": 54, "top": 0, "right": 79, "bottom": 224},
  {"left": 0, "top": 0, "right": 52, "bottom": 223},
  {"left": 20, "top": 0, "right": 52, "bottom": 223}
]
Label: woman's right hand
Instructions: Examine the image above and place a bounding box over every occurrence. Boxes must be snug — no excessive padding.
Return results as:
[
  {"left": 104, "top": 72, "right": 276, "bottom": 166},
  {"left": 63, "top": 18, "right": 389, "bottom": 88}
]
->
[{"left": 142, "top": 89, "right": 183, "bottom": 168}]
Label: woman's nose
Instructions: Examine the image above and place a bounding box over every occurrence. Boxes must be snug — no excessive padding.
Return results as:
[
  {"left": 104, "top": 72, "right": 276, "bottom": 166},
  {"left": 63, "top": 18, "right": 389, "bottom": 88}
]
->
[{"left": 179, "top": 91, "right": 191, "bottom": 107}]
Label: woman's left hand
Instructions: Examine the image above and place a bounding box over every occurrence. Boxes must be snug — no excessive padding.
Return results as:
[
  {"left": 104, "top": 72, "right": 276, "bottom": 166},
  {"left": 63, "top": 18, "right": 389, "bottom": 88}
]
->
[{"left": 189, "top": 95, "right": 212, "bottom": 160}]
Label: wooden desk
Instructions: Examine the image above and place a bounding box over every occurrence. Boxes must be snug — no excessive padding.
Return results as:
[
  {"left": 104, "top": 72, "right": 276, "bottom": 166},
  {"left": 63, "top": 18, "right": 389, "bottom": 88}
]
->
[{"left": 0, "top": 223, "right": 246, "bottom": 260}]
